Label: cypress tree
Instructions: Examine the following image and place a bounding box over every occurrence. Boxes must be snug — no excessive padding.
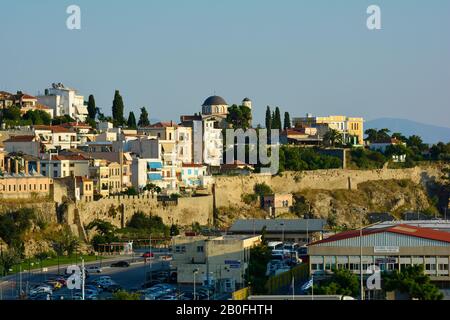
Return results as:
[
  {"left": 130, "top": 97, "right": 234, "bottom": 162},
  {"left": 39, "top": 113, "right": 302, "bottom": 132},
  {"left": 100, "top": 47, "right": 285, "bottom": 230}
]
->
[
  {"left": 127, "top": 111, "right": 137, "bottom": 129},
  {"left": 272, "top": 107, "right": 282, "bottom": 130},
  {"left": 112, "top": 90, "right": 125, "bottom": 126},
  {"left": 265, "top": 106, "right": 272, "bottom": 129},
  {"left": 284, "top": 112, "right": 291, "bottom": 130},
  {"left": 87, "top": 95, "right": 96, "bottom": 120},
  {"left": 138, "top": 107, "right": 150, "bottom": 127}
]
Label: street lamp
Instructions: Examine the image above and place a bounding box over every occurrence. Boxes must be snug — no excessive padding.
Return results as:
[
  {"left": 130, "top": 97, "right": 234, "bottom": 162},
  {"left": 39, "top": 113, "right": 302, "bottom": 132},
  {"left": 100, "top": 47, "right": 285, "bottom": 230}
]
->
[
  {"left": 359, "top": 208, "right": 366, "bottom": 301},
  {"left": 193, "top": 268, "right": 199, "bottom": 300},
  {"left": 280, "top": 222, "right": 285, "bottom": 243}
]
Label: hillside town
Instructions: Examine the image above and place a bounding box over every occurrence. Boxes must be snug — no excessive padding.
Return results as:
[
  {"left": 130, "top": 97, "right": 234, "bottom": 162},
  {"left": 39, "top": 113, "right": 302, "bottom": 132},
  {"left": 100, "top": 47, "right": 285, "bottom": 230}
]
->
[{"left": 0, "top": 83, "right": 449, "bottom": 302}]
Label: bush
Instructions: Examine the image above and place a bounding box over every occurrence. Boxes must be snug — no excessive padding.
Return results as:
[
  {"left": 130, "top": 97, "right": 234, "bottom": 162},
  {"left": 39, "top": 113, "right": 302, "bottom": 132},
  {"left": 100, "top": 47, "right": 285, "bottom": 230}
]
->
[
  {"left": 0, "top": 208, "right": 36, "bottom": 254},
  {"left": 279, "top": 147, "right": 342, "bottom": 172},
  {"left": 254, "top": 183, "right": 273, "bottom": 197},
  {"left": 125, "top": 212, "right": 169, "bottom": 237},
  {"left": 242, "top": 193, "right": 258, "bottom": 205}
]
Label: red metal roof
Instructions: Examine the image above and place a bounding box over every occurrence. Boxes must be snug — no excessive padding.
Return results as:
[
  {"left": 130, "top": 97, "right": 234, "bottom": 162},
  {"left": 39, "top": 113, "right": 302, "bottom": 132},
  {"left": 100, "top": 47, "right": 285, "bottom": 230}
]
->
[{"left": 310, "top": 224, "right": 450, "bottom": 246}]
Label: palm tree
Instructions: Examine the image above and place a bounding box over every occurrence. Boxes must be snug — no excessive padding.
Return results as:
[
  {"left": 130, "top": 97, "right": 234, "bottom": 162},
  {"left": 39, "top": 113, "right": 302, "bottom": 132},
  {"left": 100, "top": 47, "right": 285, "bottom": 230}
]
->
[{"left": 323, "top": 129, "right": 343, "bottom": 147}]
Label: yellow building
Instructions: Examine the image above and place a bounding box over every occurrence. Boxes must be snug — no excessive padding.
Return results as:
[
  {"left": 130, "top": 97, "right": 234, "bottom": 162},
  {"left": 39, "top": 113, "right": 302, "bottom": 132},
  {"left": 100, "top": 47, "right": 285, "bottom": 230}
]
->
[{"left": 293, "top": 114, "right": 364, "bottom": 145}]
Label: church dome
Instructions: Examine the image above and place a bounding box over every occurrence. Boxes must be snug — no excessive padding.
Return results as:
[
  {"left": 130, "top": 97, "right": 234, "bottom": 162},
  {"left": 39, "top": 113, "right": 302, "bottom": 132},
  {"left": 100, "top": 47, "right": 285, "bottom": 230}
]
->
[{"left": 202, "top": 95, "right": 228, "bottom": 106}]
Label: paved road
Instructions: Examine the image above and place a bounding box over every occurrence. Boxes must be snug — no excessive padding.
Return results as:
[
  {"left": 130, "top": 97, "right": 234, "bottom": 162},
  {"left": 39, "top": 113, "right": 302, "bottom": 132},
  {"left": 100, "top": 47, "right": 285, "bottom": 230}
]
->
[{"left": 0, "top": 255, "right": 170, "bottom": 300}]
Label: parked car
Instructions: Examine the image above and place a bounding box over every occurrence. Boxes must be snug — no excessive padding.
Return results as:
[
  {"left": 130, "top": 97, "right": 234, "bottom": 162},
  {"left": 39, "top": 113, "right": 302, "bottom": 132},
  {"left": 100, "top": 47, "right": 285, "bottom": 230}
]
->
[
  {"left": 73, "top": 289, "right": 98, "bottom": 300},
  {"left": 104, "top": 284, "right": 122, "bottom": 293},
  {"left": 111, "top": 261, "right": 130, "bottom": 268},
  {"left": 28, "top": 293, "right": 52, "bottom": 300},
  {"left": 45, "top": 280, "right": 63, "bottom": 290},
  {"left": 30, "top": 285, "right": 53, "bottom": 296},
  {"left": 142, "top": 252, "right": 154, "bottom": 258},
  {"left": 142, "top": 280, "right": 162, "bottom": 289},
  {"left": 87, "top": 265, "right": 103, "bottom": 273}
]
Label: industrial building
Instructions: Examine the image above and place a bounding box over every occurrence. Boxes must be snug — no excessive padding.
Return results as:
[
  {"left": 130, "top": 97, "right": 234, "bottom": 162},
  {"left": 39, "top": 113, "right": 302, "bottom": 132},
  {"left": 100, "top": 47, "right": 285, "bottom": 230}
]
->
[
  {"left": 228, "top": 219, "right": 326, "bottom": 245},
  {"left": 171, "top": 234, "right": 261, "bottom": 293},
  {"left": 308, "top": 224, "right": 450, "bottom": 287}
]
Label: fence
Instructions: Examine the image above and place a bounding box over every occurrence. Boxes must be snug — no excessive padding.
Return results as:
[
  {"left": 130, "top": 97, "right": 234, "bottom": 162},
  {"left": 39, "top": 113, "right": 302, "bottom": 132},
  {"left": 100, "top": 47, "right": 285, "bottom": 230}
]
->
[{"left": 265, "top": 264, "right": 309, "bottom": 294}]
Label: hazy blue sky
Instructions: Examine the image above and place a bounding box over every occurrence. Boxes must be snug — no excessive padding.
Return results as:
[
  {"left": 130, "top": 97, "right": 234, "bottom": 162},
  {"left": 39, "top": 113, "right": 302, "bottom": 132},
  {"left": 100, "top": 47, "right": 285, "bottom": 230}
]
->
[{"left": 1, "top": 0, "right": 449, "bottom": 127}]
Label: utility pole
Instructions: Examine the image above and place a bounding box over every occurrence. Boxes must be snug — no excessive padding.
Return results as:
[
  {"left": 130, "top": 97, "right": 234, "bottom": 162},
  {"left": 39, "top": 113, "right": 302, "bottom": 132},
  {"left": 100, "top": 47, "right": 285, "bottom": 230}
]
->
[
  {"left": 81, "top": 258, "right": 85, "bottom": 301},
  {"left": 360, "top": 210, "right": 365, "bottom": 301}
]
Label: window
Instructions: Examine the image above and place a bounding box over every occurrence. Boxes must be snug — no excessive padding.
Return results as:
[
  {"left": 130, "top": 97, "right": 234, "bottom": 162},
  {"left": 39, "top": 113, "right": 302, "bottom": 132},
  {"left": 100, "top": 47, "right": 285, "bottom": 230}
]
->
[
  {"left": 439, "top": 264, "right": 449, "bottom": 271},
  {"left": 175, "top": 246, "right": 186, "bottom": 253},
  {"left": 197, "top": 246, "right": 204, "bottom": 253},
  {"left": 426, "top": 264, "right": 436, "bottom": 271}
]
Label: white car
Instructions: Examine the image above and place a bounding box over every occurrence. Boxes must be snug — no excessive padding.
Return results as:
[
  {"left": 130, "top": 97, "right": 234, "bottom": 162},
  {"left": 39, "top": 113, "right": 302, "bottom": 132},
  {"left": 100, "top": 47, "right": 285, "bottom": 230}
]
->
[
  {"left": 87, "top": 266, "right": 103, "bottom": 273},
  {"left": 30, "top": 285, "right": 53, "bottom": 296}
]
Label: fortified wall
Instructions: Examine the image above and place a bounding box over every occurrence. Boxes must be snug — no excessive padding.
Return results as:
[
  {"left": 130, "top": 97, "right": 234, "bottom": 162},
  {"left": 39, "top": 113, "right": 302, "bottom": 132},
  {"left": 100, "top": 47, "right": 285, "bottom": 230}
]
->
[
  {"left": 213, "top": 166, "right": 444, "bottom": 208},
  {"left": 64, "top": 195, "right": 214, "bottom": 237}
]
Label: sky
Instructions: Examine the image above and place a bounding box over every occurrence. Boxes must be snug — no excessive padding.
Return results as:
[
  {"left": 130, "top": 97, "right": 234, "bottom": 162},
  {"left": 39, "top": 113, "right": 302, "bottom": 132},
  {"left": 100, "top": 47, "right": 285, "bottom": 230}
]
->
[{"left": 1, "top": 0, "right": 449, "bottom": 128}]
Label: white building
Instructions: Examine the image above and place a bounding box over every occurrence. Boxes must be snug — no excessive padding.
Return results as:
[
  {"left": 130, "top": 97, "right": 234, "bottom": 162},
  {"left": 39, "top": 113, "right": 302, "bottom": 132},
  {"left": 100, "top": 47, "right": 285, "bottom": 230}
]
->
[
  {"left": 193, "top": 119, "right": 223, "bottom": 167},
  {"left": 131, "top": 158, "right": 164, "bottom": 190},
  {"left": 37, "top": 83, "right": 88, "bottom": 122},
  {"left": 33, "top": 125, "right": 78, "bottom": 151},
  {"left": 180, "top": 163, "right": 209, "bottom": 188},
  {"left": 40, "top": 154, "right": 90, "bottom": 178}
]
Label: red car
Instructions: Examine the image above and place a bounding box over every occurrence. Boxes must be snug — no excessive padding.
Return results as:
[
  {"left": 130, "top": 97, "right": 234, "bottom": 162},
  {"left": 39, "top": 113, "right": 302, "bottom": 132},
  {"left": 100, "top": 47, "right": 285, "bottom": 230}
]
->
[{"left": 142, "top": 252, "right": 154, "bottom": 258}]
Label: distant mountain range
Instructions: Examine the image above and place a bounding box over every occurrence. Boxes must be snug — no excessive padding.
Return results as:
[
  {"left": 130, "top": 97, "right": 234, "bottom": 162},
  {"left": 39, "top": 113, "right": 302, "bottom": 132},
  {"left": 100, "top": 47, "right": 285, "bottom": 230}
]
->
[{"left": 365, "top": 118, "right": 450, "bottom": 144}]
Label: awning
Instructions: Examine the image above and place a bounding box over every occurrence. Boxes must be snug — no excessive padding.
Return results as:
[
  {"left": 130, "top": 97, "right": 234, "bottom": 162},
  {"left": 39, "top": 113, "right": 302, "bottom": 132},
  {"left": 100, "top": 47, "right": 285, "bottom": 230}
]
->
[
  {"left": 76, "top": 105, "right": 89, "bottom": 115},
  {"left": 148, "top": 162, "right": 162, "bottom": 170}
]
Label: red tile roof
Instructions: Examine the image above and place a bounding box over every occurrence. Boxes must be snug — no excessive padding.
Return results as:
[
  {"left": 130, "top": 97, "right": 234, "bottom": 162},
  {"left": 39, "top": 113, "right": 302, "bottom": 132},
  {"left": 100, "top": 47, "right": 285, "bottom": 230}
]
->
[
  {"left": 310, "top": 224, "right": 450, "bottom": 245},
  {"left": 4, "top": 135, "right": 36, "bottom": 143},
  {"left": 52, "top": 154, "right": 88, "bottom": 161},
  {"left": 148, "top": 121, "right": 177, "bottom": 128},
  {"left": 182, "top": 163, "right": 206, "bottom": 168},
  {"left": 34, "top": 125, "right": 72, "bottom": 133}
]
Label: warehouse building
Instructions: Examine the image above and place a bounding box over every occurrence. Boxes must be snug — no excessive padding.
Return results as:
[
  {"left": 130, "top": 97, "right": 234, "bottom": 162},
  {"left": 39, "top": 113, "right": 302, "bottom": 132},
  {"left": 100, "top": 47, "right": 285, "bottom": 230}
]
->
[
  {"left": 228, "top": 219, "right": 326, "bottom": 245},
  {"left": 308, "top": 224, "right": 450, "bottom": 285}
]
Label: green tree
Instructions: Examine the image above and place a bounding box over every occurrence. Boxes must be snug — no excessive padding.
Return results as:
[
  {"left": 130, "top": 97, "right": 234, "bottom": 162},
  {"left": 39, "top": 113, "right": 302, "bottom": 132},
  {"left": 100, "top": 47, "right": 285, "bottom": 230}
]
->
[
  {"left": 272, "top": 107, "right": 282, "bottom": 130},
  {"left": 323, "top": 129, "right": 343, "bottom": 147},
  {"left": 226, "top": 105, "right": 252, "bottom": 129},
  {"left": 247, "top": 245, "right": 272, "bottom": 294},
  {"left": 391, "top": 132, "right": 407, "bottom": 142},
  {"left": 52, "top": 115, "right": 76, "bottom": 125},
  {"left": 127, "top": 111, "right": 137, "bottom": 129},
  {"left": 383, "top": 265, "right": 443, "bottom": 300},
  {"left": 0, "top": 208, "right": 36, "bottom": 253},
  {"left": 265, "top": 106, "right": 272, "bottom": 130},
  {"left": 170, "top": 224, "right": 180, "bottom": 236},
  {"left": 126, "top": 212, "right": 169, "bottom": 236},
  {"left": 253, "top": 182, "right": 273, "bottom": 197},
  {"left": 52, "top": 226, "right": 80, "bottom": 256},
  {"left": 138, "top": 107, "right": 150, "bottom": 127},
  {"left": 86, "top": 220, "right": 119, "bottom": 251},
  {"left": 112, "top": 90, "right": 125, "bottom": 126},
  {"left": 0, "top": 249, "right": 20, "bottom": 276},
  {"left": 314, "top": 269, "right": 359, "bottom": 297},
  {"left": 283, "top": 112, "right": 291, "bottom": 130},
  {"left": 87, "top": 94, "right": 96, "bottom": 120}
]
